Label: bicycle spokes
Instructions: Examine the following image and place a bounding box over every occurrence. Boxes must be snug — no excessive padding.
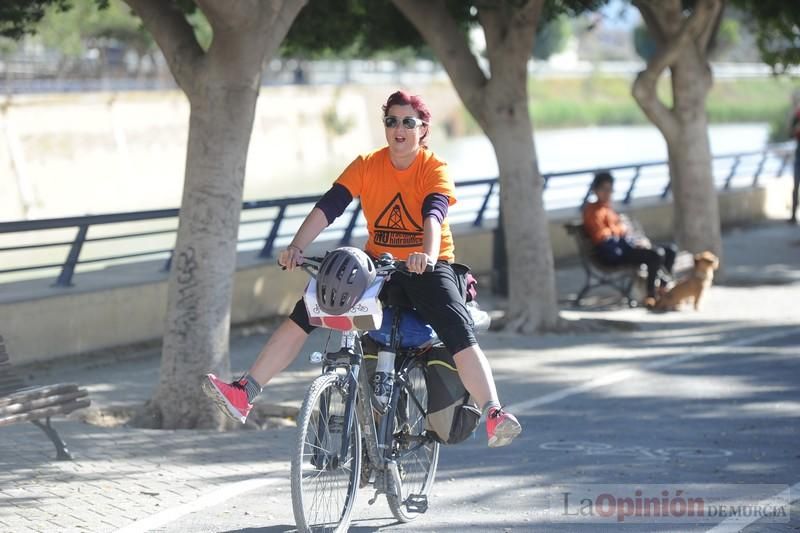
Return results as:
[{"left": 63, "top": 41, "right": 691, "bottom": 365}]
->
[
  {"left": 386, "top": 359, "right": 440, "bottom": 523},
  {"left": 291, "top": 374, "right": 361, "bottom": 533}
]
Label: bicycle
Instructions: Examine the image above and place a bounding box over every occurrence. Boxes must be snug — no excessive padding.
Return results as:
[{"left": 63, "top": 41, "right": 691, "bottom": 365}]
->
[{"left": 290, "top": 254, "right": 442, "bottom": 532}]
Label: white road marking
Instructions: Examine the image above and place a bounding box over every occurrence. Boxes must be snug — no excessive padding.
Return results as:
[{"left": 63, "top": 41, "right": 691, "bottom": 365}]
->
[
  {"left": 114, "top": 477, "right": 284, "bottom": 533},
  {"left": 506, "top": 328, "right": 798, "bottom": 413}
]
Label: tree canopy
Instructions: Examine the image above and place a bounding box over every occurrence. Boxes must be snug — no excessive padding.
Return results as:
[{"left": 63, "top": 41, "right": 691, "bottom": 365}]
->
[
  {"left": 533, "top": 15, "right": 571, "bottom": 60},
  {"left": 633, "top": 0, "right": 799, "bottom": 70},
  {"left": 36, "top": 0, "right": 151, "bottom": 59},
  {"left": 282, "top": 0, "right": 462, "bottom": 58},
  {"left": 0, "top": 0, "right": 72, "bottom": 40},
  {"left": 284, "top": 0, "right": 606, "bottom": 60},
  {"left": 731, "top": 0, "right": 800, "bottom": 71},
  {"left": 633, "top": 11, "right": 739, "bottom": 63}
]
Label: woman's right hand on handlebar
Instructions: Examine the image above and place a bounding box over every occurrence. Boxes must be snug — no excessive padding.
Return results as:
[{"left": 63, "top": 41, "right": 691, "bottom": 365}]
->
[{"left": 279, "top": 244, "right": 304, "bottom": 271}]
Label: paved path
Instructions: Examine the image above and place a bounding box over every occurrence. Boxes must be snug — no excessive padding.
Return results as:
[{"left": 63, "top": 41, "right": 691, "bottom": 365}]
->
[{"left": 1, "top": 221, "right": 798, "bottom": 533}]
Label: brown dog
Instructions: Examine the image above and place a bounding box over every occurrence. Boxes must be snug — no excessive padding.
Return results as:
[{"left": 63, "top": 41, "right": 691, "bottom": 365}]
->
[{"left": 655, "top": 251, "right": 719, "bottom": 311}]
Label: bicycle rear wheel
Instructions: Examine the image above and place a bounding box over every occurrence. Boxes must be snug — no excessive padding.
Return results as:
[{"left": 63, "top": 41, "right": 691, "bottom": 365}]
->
[
  {"left": 291, "top": 373, "right": 361, "bottom": 533},
  {"left": 386, "top": 357, "right": 440, "bottom": 522}
]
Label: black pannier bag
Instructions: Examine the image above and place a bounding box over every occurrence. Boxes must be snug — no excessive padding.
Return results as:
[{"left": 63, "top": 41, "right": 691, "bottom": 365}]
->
[
  {"left": 423, "top": 346, "right": 481, "bottom": 445},
  {"left": 359, "top": 262, "right": 484, "bottom": 445},
  {"left": 359, "top": 336, "right": 480, "bottom": 445}
]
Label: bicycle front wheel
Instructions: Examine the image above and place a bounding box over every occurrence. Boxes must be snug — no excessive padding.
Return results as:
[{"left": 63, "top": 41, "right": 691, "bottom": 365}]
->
[
  {"left": 291, "top": 372, "right": 361, "bottom": 533},
  {"left": 386, "top": 357, "right": 440, "bottom": 522}
]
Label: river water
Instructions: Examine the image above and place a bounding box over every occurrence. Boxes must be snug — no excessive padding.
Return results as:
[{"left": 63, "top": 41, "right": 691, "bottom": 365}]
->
[
  {"left": 438, "top": 123, "right": 770, "bottom": 181},
  {"left": 246, "top": 122, "right": 771, "bottom": 201}
]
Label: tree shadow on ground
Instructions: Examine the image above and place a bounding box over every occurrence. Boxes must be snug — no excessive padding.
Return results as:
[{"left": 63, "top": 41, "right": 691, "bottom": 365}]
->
[{"left": 2, "top": 323, "right": 797, "bottom": 533}]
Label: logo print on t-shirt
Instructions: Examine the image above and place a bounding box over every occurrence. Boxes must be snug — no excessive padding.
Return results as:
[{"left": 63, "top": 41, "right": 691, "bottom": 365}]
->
[{"left": 373, "top": 193, "right": 423, "bottom": 248}]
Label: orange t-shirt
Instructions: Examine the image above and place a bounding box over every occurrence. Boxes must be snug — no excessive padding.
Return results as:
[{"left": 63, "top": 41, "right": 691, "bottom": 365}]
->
[
  {"left": 335, "top": 147, "right": 456, "bottom": 262},
  {"left": 582, "top": 201, "right": 627, "bottom": 245}
]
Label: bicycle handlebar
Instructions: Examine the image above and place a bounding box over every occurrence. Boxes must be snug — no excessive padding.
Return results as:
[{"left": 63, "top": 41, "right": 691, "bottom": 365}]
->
[{"left": 285, "top": 252, "right": 432, "bottom": 278}]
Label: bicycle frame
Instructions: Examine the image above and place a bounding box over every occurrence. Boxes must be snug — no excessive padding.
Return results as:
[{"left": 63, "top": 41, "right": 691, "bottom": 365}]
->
[
  {"left": 314, "top": 324, "right": 431, "bottom": 500},
  {"left": 296, "top": 253, "right": 438, "bottom": 517}
]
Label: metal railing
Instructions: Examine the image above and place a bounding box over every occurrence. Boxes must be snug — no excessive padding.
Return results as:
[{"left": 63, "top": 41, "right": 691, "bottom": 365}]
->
[{"left": 0, "top": 144, "right": 793, "bottom": 288}]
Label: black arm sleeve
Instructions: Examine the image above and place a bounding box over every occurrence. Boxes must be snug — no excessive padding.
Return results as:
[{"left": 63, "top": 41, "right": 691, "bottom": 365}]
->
[{"left": 314, "top": 183, "right": 353, "bottom": 224}]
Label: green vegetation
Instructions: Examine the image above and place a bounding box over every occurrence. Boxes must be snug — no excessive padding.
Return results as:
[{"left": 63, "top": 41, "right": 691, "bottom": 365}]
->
[
  {"left": 533, "top": 15, "right": 571, "bottom": 61},
  {"left": 730, "top": 0, "right": 800, "bottom": 71},
  {"left": 457, "top": 75, "right": 800, "bottom": 134}
]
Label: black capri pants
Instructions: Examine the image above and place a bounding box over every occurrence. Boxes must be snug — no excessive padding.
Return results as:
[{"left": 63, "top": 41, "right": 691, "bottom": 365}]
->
[{"left": 289, "top": 261, "right": 478, "bottom": 355}]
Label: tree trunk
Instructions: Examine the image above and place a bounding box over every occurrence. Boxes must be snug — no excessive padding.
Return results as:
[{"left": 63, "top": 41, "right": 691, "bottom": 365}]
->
[
  {"left": 139, "top": 81, "right": 259, "bottom": 429},
  {"left": 486, "top": 98, "right": 558, "bottom": 333},
  {"left": 123, "top": 1, "right": 308, "bottom": 429},
  {"left": 667, "top": 55, "right": 722, "bottom": 257},
  {"left": 631, "top": 0, "right": 724, "bottom": 261},
  {"left": 392, "top": 0, "right": 559, "bottom": 333}
]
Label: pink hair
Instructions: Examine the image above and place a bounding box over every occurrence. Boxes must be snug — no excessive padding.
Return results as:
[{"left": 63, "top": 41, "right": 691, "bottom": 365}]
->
[{"left": 382, "top": 90, "right": 431, "bottom": 144}]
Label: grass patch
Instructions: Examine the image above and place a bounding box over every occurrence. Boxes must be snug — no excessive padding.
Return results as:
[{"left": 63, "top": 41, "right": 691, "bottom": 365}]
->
[{"left": 456, "top": 75, "right": 800, "bottom": 137}]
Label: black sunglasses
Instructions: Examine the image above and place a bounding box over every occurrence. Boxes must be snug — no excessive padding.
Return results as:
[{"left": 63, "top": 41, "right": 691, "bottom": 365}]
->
[{"left": 383, "top": 115, "right": 426, "bottom": 129}]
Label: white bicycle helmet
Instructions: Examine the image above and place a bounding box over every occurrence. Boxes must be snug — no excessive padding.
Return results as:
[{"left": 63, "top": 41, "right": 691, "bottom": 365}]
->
[{"left": 316, "top": 247, "right": 376, "bottom": 315}]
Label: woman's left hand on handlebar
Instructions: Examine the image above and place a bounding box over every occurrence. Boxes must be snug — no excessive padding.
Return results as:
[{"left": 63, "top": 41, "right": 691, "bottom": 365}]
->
[{"left": 406, "top": 252, "right": 433, "bottom": 274}]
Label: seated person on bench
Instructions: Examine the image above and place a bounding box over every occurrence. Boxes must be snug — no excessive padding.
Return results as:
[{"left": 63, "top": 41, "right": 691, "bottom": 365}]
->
[{"left": 582, "top": 171, "right": 677, "bottom": 308}]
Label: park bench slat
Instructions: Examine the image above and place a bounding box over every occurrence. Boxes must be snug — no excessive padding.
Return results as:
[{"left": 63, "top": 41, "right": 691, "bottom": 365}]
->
[
  {"left": 0, "top": 384, "right": 81, "bottom": 407},
  {"left": 0, "top": 334, "right": 91, "bottom": 459},
  {"left": 0, "top": 389, "right": 89, "bottom": 417},
  {"left": 0, "top": 399, "right": 91, "bottom": 427}
]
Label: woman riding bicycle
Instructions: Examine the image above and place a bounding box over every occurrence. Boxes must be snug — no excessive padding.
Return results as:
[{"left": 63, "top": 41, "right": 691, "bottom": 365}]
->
[{"left": 204, "top": 90, "right": 522, "bottom": 448}]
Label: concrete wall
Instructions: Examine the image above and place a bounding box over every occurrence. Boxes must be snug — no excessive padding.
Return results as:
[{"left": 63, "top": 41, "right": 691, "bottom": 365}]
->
[
  {"left": 1, "top": 181, "right": 789, "bottom": 366},
  {"left": 0, "top": 85, "right": 465, "bottom": 221}
]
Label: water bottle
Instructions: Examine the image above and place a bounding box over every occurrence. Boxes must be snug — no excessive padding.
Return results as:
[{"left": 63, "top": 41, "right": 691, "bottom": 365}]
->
[{"left": 373, "top": 349, "right": 395, "bottom": 407}]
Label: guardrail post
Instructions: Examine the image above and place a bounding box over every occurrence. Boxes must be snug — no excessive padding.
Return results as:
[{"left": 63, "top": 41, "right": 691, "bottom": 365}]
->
[
  {"left": 775, "top": 152, "right": 791, "bottom": 177},
  {"left": 623, "top": 166, "right": 641, "bottom": 205},
  {"left": 580, "top": 182, "right": 593, "bottom": 211},
  {"left": 340, "top": 201, "right": 362, "bottom": 246},
  {"left": 474, "top": 182, "right": 495, "bottom": 227},
  {"left": 259, "top": 205, "right": 287, "bottom": 258},
  {"left": 724, "top": 156, "right": 741, "bottom": 189},
  {"left": 752, "top": 151, "right": 768, "bottom": 187},
  {"left": 660, "top": 180, "right": 671, "bottom": 200},
  {"left": 53, "top": 224, "right": 88, "bottom": 287}
]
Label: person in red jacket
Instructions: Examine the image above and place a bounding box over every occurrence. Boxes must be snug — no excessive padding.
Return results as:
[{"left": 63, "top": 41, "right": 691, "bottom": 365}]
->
[{"left": 583, "top": 171, "right": 676, "bottom": 307}]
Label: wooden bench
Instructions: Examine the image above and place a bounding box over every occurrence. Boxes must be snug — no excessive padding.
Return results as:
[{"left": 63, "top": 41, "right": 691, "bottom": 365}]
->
[
  {"left": 563, "top": 221, "right": 645, "bottom": 308},
  {"left": 0, "top": 335, "right": 91, "bottom": 460}
]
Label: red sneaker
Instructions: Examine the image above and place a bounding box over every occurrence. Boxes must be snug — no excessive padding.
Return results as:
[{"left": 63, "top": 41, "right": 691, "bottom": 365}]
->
[
  {"left": 486, "top": 407, "right": 522, "bottom": 448},
  {"left": 202, "top": 374, "right": 253, "bottom": 423}
]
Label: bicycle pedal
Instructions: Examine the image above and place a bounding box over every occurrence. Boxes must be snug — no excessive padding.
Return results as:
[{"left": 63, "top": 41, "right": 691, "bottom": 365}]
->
[{"left": 405, "top": 494, "right": 429, "bottom": 514}]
